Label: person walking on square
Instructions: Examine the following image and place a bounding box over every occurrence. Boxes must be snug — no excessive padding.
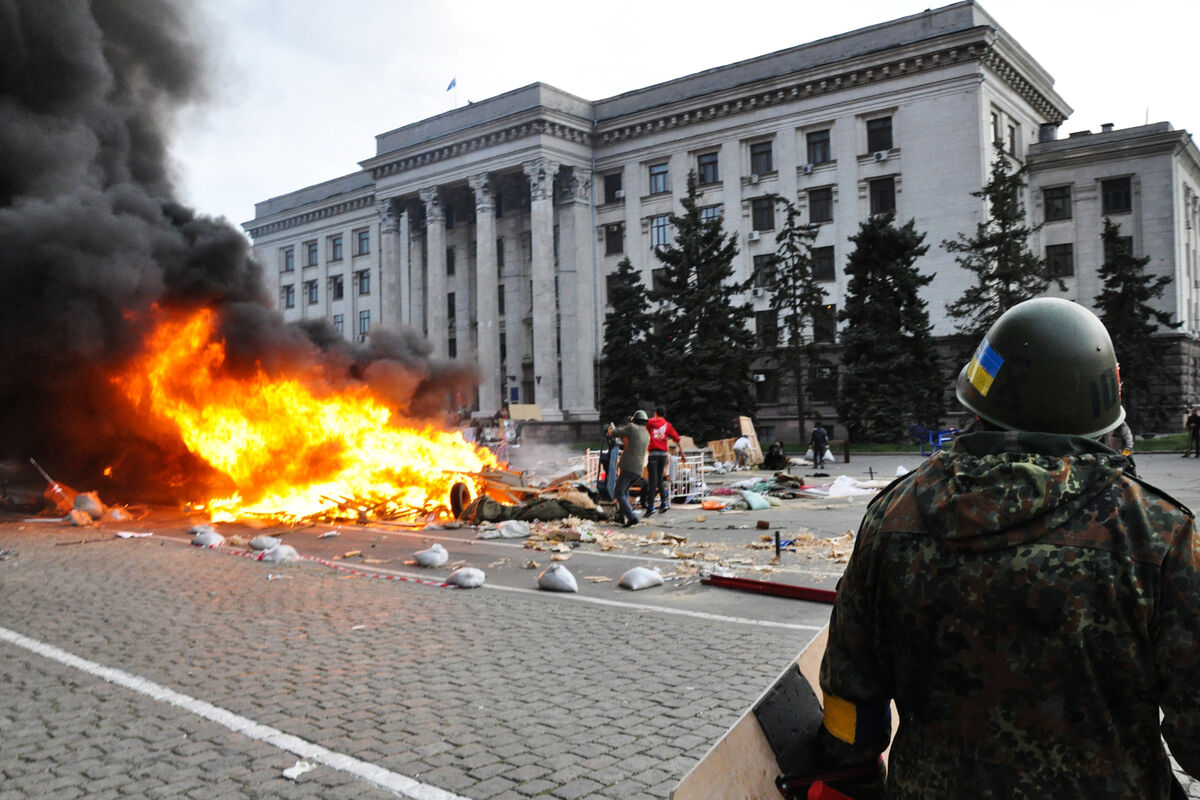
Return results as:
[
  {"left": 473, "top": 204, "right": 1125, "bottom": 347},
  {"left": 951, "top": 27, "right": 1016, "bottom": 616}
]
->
[
  {"left": 809, "top": 422, "right": 829, "bottom": 470},
  {"left": 607, "top": 410, "right": 650, "bottom": 527},
  {"left": 814, "top": 298, "right": 1200, "bottom": 798},
  {"left": 644, "top": 406, "right": 680, "bottom": 515},
  {"left": 1184, "top": 407, "right": 1200, "bottom": 457}
]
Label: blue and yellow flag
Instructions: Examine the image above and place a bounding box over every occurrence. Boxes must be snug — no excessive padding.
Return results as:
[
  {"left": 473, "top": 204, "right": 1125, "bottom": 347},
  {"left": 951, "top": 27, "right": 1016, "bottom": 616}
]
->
[{"left": 965, "top": 338, "right": 1004, "bottom": 396}]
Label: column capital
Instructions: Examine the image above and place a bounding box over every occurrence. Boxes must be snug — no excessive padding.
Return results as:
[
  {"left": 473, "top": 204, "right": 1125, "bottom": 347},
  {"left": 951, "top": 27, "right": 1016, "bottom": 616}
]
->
[
  {"left": 563, "top": 167, "right": 593, "bottom": 204},
  {"left": 468, "top": 173, "right": 494, "bottom": 213},
  {"left": 522, "top": 158, "right": 560, "bottom": 201},
  {"left": 418, "top": 187, "right": 444, "bottom": 223},
  {"left": 376, "top": 197, "right": 402, "bottom": 233}
]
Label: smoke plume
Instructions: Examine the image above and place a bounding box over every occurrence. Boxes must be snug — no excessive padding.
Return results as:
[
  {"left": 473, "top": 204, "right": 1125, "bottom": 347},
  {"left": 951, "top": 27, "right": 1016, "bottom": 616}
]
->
[{"left": 0, "top": 0, "right": 477, "bottom": 501}]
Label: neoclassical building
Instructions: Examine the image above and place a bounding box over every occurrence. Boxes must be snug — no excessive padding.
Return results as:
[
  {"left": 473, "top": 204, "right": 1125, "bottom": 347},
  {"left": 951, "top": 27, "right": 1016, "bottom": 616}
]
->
[{"left": 244, "top": 0, "right": 1200, "bottom": 436}]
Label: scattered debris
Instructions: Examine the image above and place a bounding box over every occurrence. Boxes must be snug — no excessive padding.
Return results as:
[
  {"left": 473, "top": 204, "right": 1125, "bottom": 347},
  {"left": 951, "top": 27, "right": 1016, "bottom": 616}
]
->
[
  {"left": 68, "top": 509, "right": 94, "bottom": 527},
  {"left": 258, "top": 544, "right": 299, "bottom": 563},
  {"left": 537, "top": 562, "right": 578, "bottom": 592},
  {"left": 0, "top": 549, "right": 16, "bottom": 561},
  {"left": 190, "top": 525, "right": 224, "bottom": 548},
  {"left": 619, "top": 566, "right": 664, "bottom": 590},
  {"left": 318, "top": 530, "right": 341, "bottom": 539},
  {"left": 266, "top": 573, "right": 292, "bottom": 581},
  {"left": 585, "top": 575, "right": 612, "bottom": 583},
  {"left": 281, "top": 760, "right": 315, "bottom": 780},
  {"left": 114, "top": 531, "right": 153, "bottom": 539},
  {"left": 74, "top": 491, "right": 104, "bottom": 520}
]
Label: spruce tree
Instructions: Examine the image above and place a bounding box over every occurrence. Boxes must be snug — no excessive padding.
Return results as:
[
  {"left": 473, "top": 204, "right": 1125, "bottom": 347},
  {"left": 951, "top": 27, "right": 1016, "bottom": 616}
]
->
[
  {"left": 944, "top": 148, "right": 1063, "bottom": 342},
  {"left": 765, "top": 196, "right": 828, "bottom": 428},
  {"left": 649, "top": 171, "right": 756, "bottom": 442},
  {"left": 598, "top": 257, "right": 652, "bottom": 423},
  {"left": 1093, "top": 217, "right": 1180, "bottom": 431},
  {"left": 837, "top": 213, "right": 942, "bottom": 441}
]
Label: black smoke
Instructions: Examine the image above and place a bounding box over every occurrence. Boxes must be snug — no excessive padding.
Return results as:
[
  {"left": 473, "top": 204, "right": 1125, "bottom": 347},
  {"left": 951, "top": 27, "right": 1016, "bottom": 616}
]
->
[{"left": 0, "top": 0, "right": 477, "bottom": 502}]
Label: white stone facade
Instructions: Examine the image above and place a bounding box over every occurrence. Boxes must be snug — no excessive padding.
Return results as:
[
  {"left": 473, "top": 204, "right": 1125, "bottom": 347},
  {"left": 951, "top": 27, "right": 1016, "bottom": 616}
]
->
[{"left": 244, "top": 0, "right": 1199, "bottom": 427}]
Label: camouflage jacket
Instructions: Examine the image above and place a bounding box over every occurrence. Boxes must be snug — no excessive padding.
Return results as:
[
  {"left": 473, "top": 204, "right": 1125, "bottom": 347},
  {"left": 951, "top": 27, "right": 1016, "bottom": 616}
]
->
[{"left": 819, "top": 431, "right": 1200, "bottom": 798}]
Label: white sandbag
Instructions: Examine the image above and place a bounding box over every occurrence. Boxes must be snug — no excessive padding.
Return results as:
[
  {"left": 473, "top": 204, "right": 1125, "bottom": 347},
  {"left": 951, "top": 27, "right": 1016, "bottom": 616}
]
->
[
  {"left": 413, "top": 542, "right": 449, "bottom": 567},
  {"left": 190, "top": 525, "right": 224, "bottom": 548},
  {"left": 537, "top": 562, "right": 578, "bottom": 592},
  {"left": 69, "top": 509, "right": 93, "bottom": 527},
  {"left": 445, "top": 567, "right": 485, "bottom": 588},
  {"left": 258, "top": 544, "right": 299, "bottom": 563},
  {"left": 619, "top": 566, "right": 664, "bottom": 591},
  {"left": 74, "top": 491, "right": 104, "bottom": 520},
  {"left": 740, "top": 490, "right": 771, "bottom": 510},
  {"left": 496, "top": 520, "right": 531, "bottom": 538},
  {"left": 249, "top": 535, "right": 281, "bottom": 551}
]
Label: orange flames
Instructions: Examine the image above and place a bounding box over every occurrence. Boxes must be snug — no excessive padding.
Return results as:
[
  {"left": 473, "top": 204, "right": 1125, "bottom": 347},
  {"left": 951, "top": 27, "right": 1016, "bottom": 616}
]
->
[{"left": 115, "top": 308, "right": 496, "bottom": 521}]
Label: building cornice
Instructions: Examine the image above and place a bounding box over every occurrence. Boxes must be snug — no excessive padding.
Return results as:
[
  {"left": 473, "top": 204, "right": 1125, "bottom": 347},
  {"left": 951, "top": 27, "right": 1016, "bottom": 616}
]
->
[{"left": 243, "top": 193, "right": 376, "bottom": 239}]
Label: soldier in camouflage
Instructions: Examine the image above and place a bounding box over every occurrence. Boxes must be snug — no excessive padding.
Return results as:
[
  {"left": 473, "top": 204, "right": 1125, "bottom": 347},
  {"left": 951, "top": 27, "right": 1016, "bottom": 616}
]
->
[{"left": 817, "top": 298, "right": 1200, "bottom": 798}]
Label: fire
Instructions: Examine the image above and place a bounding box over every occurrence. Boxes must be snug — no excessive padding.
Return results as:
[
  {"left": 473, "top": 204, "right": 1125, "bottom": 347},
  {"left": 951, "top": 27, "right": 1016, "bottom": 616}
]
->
[{"left": 115, "top": 308, "right": 496, "bottom": 520}]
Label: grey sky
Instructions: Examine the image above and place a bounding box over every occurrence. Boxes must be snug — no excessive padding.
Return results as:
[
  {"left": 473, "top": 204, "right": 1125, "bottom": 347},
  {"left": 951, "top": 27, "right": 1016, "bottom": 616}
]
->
[{"left": 169, "top": 0, "right": 1198, "bottom": 229}]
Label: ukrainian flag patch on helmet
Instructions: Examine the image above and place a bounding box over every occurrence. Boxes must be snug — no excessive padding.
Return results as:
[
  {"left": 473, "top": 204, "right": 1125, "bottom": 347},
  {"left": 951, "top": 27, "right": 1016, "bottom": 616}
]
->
[{"left": 966, "top": 338, "right": 1004, "bottom": 397}]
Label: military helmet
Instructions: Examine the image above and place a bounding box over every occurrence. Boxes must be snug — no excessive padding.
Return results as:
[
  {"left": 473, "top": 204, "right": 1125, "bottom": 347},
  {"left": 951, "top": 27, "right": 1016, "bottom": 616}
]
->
[
  {"left": 631, "top": 409, "right": 649, "bottom": 423},
  {"left": 956, "top": 297, "right": 1124, "bottom": 437}
]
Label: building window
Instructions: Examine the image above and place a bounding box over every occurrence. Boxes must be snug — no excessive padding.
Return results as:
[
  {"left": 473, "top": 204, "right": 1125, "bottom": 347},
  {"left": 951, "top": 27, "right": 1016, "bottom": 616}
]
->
[
  {"left": 605, "top": 223, "right": 624, "bottom": 256},
  {"left": 448, "top": 337, "right": 457, "bottom": 358},
  {"left": 447, "top": 292, "right": 455, "bottom": 320},
  {"left": 1102, "top": 177, "right": 1132, "bottom": 214},
  {"left": 751, "top": 197, "right": 775, "bottom": 231},
  {"left": 329, "top": 234, "right": 343, "bottom": 261},
  {"left": 753, "top": 254, "right": 774, "bottom": 288},
  {"left": 809, "top": 187, "right": 833, "bottom": 224},
  {"left": 811, "top": 364, "right": 838, "bottom": 402},
  {"left": 355, "top": 228, "right": 370, "bottom": 255},
  {"left": 282, "top": 284, "right": 295, "bottom": 309},
  {"left": 446, "top": 247, "right": 456, "bottom": 276},
  {"left": 756, "top": 370, "right": 780, "bottom": 404},
  {"left": 358, "top": 310, "right": 370, "bottom": 340},
  {"left": 651, "top": 267, "right": 668, "bottom": 292},
  {"left": 497, "top": 237, "right": 505, "bottom": 270},
  {"left": 444, "top": 203, "right": 455, "bottom": 229},
  {"left": 494, "top": 189, "right": 503, "bottom": 218},
  {"left": 605, "top": 272, "right": 620, "bottom": 304},
  {"left": 651, "top": 214, "right": 671, "bottom": 247},
  {"left": 806, "top": 129, "right": 831, "bottom": 165},
  {"left": 1045, "top": 243, "right": 1074, "bottom": 277},
  {"left": 330, "top": 274, "right": 344, "bottom": 300},
  {"left": 1007, "top": 123, "right": 1019, "bottom": 156},
  {"left": 356, "top": 269, "right": 370, "bottom": 295},
  {"left": 991, "top": 111, "right": 1003, "bottom": 146},
  {"left": 1104, "top": 235, "right": 1134, "bottom": 264},
  {"left": 700, "top": 205, "right": 723, "bottom": 223},
  {"left": 304, "top": 279, "right": 318, "bottom": 305},
  {"left": 648, "top": 163, "right": 669, "bottom": 195},
  {"left": 499, "top": 332, "right": 507, "bottom": 364},
  {"left": 697, "top": 152, "right": 719, "bottom": 185},
  {"left": 281, "top": 247, "right": 294, "bottom": 273},
  {"left": 521, "top": 230, "right": 532, "bottom": 262},
  {"left": 814, "top": 304, "right": 837, "bottom": 342},
  {"left": 305, "top": 240, "right": 318, "bottom": 267},
  {"left": 498, "top": 284, "right": 505, "bottom": 316},
  {"left": 867, "top": 117, "right": 893, "bottom": 153},
  {"left": 604, "top": 172, "right": 623, "bottom": 204},
  {"left": 756, "top": 310, "right": 779, "bottom": 349},
  {"left": 750, "top": 141, "right": 773, "bottom": 175},
  {"left": 812, "top": 246, "right": 835, "bottom": 282},
  {"left": 1043, "top": 186, "right": 1072, "bottom": 221},
  {"left": 869, "top": 177, "right": 896, "bottom": 215},
  {"left": 332, "top": 314, "right": 343, "bottom": 334}
]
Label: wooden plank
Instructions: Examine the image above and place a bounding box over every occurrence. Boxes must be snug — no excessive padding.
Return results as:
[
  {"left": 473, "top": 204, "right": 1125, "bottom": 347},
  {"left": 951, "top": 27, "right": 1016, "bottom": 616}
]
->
[{"left": 670, "top": 627, "right": 829, "bottom": 800}]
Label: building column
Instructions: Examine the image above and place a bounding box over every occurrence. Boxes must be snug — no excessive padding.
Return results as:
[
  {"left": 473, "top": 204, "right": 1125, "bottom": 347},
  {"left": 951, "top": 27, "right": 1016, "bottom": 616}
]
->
[
  {"left": 419, "top": 187, "right": 447, "bottom": 359},
  {"left": 523, "top": 157, "right": 562, "bottom": 420},
  {"left": 377, "top": 198, "right": 403, "bottom": 332},
  {"left": 469, "top": 173, "right": 502, "bottom": 415},
  {"left": 559, "top": 167, "right": 598, "bottom": 420}
]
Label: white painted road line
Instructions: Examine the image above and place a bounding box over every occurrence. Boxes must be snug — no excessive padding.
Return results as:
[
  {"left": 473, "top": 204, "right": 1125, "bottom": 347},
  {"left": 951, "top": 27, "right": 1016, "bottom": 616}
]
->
[{"left": 0, "top": 625, "right": 473, "bottom": 800}]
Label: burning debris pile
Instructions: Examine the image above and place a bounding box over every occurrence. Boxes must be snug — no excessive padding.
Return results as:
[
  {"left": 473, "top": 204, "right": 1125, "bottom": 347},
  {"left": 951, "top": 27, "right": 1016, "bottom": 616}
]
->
[{"left": 1, "top": 1, "right": 493, "bottom": 519}]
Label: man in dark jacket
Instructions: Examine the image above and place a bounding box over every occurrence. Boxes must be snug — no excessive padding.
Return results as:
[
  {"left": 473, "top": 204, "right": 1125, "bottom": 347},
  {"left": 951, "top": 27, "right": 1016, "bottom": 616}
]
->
[{"left": 817, "top": 298, "right": 1200, "bottom": 798}]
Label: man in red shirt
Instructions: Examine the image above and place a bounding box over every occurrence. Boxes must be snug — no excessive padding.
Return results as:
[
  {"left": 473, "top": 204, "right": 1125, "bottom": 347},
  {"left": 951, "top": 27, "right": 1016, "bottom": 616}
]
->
[{"left": 644, "top": 406, "right": 681, "bottom": 515}]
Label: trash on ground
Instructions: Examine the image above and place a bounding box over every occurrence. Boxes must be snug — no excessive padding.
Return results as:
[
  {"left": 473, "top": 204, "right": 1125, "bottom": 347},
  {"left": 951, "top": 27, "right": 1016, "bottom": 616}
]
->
[
  {"left": 114, "top": 531, "right": 153, "bottom": 539},
  {"left": 335, "top": 549, "right": 362, "bottom": 559},
  {"left": 266, "top": 573, "right": 293, "bottom": 580},
  {"left": 248, "top": 535, "right": 281, "bottom": 551},
  {"left": 282, "top": 760, "right": 315, "bottom": 780},
  {"left": 411, "top": 542, "right": 449, "bottom": 567},
  {"left": 74, "top": 491, "right": 105, "bottom": 520},
  {"left": 318, "top": 530, "right": 341, "bottom": 538},
  {"left": 258, "top": 544, "right": 299, "bottom": 563},
  {"left": 445, "top": 566, "right": 485, "bottom": 588},
  {"left": 69, "top": 509, "right": 94, "bottom": 527},
  {"left": 537, "top": 562, "right": 578, "bottom": 592},
  {"left": 620, "top": 566, "right": 665, "bottom": 590}
]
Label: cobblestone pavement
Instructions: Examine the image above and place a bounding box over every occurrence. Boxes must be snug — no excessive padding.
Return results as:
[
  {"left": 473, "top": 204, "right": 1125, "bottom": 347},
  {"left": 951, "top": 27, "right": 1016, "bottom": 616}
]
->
[{"left": 1, "top": 452, "right": 1198, "bottom": 798}]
